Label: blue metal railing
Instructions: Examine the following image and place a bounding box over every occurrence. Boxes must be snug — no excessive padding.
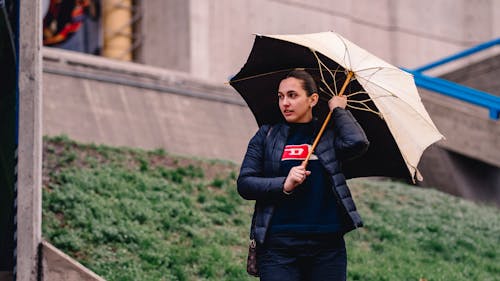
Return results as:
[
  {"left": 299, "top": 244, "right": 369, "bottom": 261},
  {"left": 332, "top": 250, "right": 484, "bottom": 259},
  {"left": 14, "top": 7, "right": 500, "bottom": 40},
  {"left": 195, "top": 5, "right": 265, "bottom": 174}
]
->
[{"left": 406, "top": 38, "right": 500, "bottom": 120}]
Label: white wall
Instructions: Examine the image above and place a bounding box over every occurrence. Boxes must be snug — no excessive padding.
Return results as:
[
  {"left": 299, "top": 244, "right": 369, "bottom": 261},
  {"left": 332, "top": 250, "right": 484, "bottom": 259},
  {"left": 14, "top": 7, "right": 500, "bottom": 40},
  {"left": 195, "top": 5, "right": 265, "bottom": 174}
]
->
[{"left": 138, "top": 0, "right": 499, "bottom": 83}]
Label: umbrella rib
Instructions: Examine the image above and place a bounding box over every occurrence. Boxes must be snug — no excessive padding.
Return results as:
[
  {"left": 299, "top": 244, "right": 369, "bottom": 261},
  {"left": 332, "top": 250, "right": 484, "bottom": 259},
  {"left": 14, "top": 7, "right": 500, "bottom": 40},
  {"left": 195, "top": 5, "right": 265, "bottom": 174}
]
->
[
  {"left": 364, "top": 67, "right": 384, "bottom": 81},
  {"left": 346, "top": 90, "right": 370, "bottom": 99},
  {"left": 229, "top": 66, "right": 347, "bottom": 85},
  {"left": 311, "top": 56, "right": 436, "bottom": 130},
  {"left": 355, "top": 67, "right": 390, "bottom": 91},
  {"left": 355, "top": 66, "right": 401, "bottom": 72},
  {"left": 346, "top": 91, "right": 395, "bottom": 100},
  {"left": 318, "top": 94, "right": 333, "bottom": 102},
  {"left": 311, "top": 50, "right": 340, "bottom": 96},
  {"left": 332, "top": 33, "right": 408, "bottom": 76},
  {"left": 355, "top": 67, "right": 406, "bottom": 101},
  {"left": 346, "top": 103, "right": 382, "bottom": 117},
  {"left": 348, "top": 99, "right": 375, "bottom": 103},
  {"left": 357, "top": 78, "right": 441, "bottom": 129},
  {"left": 319, "top": 87, "right": 334, "bottom": 98},
  {"left": 312, "top": 53, "right": 386, "bottom": 118},
  {"left": 334, "top": 33, "right": 353, "bottom": 70},
  {"left": 228, "top": 68, "right": 298, "bottom": 83}
]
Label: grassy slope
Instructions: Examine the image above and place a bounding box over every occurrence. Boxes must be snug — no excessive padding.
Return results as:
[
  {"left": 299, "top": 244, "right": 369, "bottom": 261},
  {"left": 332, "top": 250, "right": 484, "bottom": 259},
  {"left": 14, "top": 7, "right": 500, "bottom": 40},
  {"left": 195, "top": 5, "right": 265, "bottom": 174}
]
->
[{"left": 42, "top": 136, "right": 499, "bottom": 281}]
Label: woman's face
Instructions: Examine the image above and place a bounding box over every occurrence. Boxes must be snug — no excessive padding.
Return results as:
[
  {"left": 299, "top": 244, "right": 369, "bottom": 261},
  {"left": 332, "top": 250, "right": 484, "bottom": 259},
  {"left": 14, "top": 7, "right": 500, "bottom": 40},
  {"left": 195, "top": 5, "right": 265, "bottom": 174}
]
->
[{"left": 278, "top": 77, "right": 318, "bottom": 123}]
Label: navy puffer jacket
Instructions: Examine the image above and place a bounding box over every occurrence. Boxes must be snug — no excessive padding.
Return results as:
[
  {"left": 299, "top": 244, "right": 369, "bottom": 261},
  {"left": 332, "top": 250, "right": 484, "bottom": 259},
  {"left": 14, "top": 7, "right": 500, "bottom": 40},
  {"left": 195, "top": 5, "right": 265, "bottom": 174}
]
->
[{"left": 237, "top": 108, "right": 369, "bottom": 244}]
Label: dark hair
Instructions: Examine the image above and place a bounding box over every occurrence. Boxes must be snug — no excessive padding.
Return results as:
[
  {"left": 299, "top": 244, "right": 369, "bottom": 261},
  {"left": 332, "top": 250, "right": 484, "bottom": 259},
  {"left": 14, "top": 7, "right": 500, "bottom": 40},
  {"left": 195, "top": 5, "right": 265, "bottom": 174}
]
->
[{"left": 284, "top": 69, "right": 318, "bottom": 96}]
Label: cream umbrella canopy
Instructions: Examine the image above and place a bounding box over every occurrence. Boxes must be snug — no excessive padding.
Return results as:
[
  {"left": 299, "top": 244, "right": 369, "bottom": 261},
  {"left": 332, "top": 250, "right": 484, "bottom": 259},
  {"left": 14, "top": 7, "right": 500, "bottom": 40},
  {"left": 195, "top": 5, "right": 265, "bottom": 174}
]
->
[{"left": 229, "top": 31, "right": 444, "bottom": 182}]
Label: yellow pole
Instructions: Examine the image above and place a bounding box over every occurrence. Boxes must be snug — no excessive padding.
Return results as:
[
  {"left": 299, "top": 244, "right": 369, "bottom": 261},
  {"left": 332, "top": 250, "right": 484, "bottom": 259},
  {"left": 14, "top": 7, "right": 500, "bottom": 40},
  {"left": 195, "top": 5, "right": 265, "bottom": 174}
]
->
[
  {"left": 102, "top": 0, "right": 133, "bottom": 61},
  {"left": 302, "top": 71, "right": 354, "bottom": 168}
]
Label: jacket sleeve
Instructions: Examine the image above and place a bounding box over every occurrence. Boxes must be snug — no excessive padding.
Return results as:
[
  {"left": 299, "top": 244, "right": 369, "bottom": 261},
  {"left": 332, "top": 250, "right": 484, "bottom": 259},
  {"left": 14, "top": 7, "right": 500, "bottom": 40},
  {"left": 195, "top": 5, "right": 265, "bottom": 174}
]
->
[
  {"left": 237, "top": 126, "right": 287, "bottom": 201},
  {"left": 331, "top": 108, "right": 369, "bottom": 160}
]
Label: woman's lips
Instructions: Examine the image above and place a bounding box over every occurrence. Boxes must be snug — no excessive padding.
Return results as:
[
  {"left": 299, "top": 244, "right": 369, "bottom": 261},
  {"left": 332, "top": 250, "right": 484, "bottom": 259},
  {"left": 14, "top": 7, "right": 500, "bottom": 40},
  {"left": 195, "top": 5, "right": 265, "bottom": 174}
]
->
[{"left": 283, "top": 110, "right": 293, "bottom": 116}]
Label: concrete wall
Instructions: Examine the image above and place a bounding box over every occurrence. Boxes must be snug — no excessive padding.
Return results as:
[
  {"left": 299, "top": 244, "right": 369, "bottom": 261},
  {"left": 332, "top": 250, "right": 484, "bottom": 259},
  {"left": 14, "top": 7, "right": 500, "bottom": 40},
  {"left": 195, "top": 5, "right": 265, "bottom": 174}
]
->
[
  {"left": 135, "top": 0, "right": 190, "bottom": 72},
  {"left": 420, "top": 89, "right": 500, "bottom": 168},
  {"left": 419, "top": 145, "right": 500, "bottom": 206},
  {"left": 41, "top": 241, "right": 105, "bottom": 281},
  {"left": 136, "top": 0, "right": 500, "bottom": 84},
  {"left": 17, "top": 0, "right": 43, "bottom": 280},
  {"left": 441, "top": 53, "right": 500, "bottom": 96},
  {"left": 434, "top": 54, "right": 500, "bottom": 168},
  {"left": 418, "top": 88, "right": 500, "bottom": 206},
  {"left": 42, "top": 48, "right": 256, "bottom": 163},
  {"left": 416, "top": 53, "right": 500, "bottom": 206}
]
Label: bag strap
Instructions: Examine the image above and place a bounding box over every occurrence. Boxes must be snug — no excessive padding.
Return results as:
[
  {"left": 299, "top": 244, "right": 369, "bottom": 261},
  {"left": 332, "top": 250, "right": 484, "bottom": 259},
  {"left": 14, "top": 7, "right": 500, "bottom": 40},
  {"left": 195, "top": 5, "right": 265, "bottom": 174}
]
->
[{"left": 249, "top": 204, "right": 257, "bottom": 240}]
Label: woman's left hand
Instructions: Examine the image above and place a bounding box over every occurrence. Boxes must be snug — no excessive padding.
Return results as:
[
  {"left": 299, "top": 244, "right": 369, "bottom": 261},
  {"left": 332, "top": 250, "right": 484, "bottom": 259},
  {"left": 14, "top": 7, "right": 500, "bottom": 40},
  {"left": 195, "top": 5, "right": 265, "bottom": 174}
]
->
[
  {"left": 283, "top": 165, "right": 311, "bottom": 193},
  {"left": 328, "top": 95, "right": 347, "bottom": 111}
]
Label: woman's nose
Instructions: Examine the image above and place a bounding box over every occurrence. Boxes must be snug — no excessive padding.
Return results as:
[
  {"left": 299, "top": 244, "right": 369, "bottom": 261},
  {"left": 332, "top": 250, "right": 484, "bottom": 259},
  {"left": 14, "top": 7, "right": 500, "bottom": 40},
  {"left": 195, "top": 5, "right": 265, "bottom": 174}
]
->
[{"left": 282, "top": 97, "right": 290, "bottom": 106}]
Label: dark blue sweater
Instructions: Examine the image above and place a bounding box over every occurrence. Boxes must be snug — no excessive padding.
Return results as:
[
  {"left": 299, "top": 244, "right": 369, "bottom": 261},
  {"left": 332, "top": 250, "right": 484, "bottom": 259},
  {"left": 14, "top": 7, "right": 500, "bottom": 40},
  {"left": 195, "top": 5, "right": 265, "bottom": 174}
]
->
[{"left": 269, "top": 122, "right": 342, "bottom": 234}]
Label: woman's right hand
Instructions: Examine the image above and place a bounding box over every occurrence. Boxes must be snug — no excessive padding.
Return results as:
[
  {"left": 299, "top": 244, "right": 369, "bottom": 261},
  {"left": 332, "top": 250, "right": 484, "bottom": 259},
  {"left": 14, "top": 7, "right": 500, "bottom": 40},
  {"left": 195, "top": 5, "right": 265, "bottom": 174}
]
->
[
  {"left": 328, "top": 95, "right": 347, "bottom": 111},
  {"left": 283, "top": 165, "right": 311, "bottom": 193}
]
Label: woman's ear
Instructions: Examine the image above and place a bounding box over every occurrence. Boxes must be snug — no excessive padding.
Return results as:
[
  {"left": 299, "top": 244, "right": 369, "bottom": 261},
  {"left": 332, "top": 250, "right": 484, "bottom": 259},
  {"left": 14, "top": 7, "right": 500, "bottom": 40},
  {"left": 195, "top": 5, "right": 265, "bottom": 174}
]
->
[{"left": 310, "top": 93, "right": 319, "bottom": 107}]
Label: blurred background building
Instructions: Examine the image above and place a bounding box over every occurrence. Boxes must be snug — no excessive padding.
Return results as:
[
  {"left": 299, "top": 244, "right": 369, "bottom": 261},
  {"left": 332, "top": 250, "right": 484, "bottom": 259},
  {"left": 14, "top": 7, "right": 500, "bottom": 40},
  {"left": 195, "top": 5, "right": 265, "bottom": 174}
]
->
[{"left": 2, "top": 0, "right": 499, "bottom": 280}]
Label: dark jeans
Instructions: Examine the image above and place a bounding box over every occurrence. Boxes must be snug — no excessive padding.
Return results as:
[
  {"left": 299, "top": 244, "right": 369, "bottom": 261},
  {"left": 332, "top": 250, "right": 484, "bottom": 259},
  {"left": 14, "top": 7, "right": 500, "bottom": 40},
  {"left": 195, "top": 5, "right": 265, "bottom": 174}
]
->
[{"left": 257, "top": 233, "right": 347, "bottom": 281}]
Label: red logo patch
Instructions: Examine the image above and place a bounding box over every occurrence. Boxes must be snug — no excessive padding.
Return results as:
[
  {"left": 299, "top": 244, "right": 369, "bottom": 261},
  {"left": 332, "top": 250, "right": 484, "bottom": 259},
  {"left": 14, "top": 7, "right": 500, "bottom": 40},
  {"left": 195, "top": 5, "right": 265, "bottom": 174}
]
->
[{"left": 281, "top": 144, "right": 309, "bottom": 160}]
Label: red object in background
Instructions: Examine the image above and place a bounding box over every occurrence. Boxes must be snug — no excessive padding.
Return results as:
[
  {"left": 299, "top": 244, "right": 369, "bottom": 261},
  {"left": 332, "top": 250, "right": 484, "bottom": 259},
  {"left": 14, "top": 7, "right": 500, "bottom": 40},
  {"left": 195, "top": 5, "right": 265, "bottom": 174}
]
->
[{"left": 43, "top": 0, "right": 91, "bottom": 46}]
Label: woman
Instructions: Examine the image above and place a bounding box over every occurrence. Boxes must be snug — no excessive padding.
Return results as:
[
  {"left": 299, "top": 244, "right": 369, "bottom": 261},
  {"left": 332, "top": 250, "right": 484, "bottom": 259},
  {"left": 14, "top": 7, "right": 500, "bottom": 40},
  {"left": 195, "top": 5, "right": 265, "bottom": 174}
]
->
[{"left": 237, "top": 70, "right": 369, "bottom": 281}]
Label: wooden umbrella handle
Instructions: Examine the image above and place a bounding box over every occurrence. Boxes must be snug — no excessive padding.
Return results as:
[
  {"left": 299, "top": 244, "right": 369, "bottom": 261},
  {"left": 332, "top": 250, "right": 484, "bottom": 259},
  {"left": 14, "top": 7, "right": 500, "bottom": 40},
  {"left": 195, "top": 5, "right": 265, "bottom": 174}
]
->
[{"left": 301, "top": 71, "right": 354, "bottom": 168}]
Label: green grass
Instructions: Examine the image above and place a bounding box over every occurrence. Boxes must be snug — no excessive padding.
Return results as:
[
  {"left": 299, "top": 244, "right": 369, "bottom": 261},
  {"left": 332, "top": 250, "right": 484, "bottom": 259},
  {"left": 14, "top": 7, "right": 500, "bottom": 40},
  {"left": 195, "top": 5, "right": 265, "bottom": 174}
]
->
[
  {"left": 346, "top": 179, "right": 499, "bottom": 281},
  {"left": 42, "top": 136, "right": 500, "bottom": 281}
]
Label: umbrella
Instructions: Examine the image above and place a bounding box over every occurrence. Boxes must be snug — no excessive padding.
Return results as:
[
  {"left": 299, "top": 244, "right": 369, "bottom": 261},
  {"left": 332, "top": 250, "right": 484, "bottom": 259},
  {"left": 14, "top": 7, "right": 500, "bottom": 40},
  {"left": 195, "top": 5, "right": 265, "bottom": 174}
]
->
[{"left": 229, "top": 31, "right": 444, "bottom": 182}]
